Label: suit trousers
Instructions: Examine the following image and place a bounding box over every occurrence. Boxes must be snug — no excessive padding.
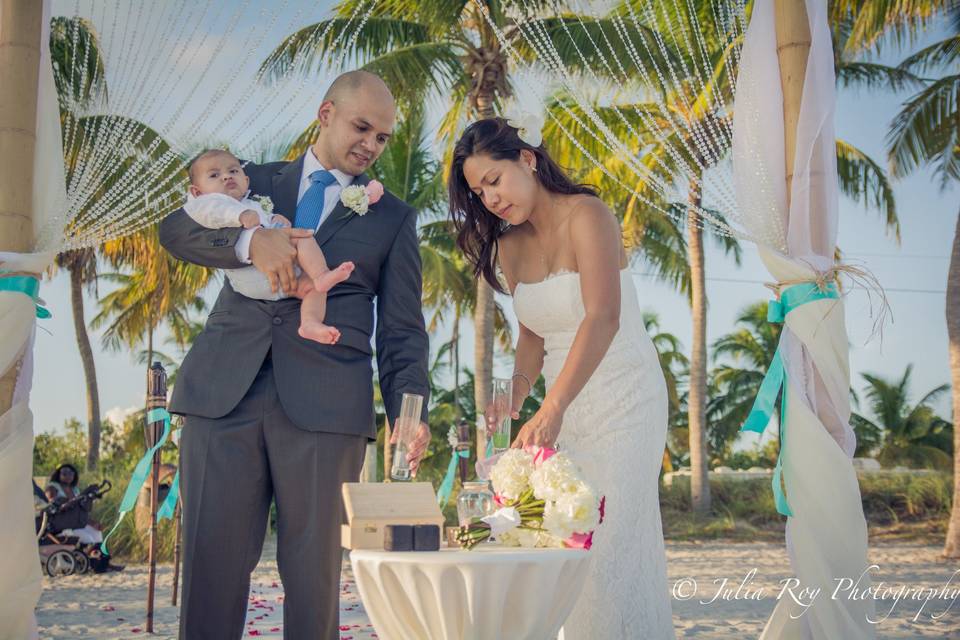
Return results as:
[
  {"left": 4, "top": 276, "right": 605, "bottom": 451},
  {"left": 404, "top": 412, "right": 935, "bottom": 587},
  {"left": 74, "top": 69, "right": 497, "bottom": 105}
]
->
[{"left": 178, "top": 355, "right": 367, "bottom": 639}]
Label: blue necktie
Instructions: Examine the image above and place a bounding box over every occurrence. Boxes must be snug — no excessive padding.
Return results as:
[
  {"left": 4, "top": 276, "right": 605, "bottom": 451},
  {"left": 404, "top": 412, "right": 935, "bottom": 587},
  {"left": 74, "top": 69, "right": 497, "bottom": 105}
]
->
[{"left": 294, "top": 169, "right": 338, "bottom": 230}]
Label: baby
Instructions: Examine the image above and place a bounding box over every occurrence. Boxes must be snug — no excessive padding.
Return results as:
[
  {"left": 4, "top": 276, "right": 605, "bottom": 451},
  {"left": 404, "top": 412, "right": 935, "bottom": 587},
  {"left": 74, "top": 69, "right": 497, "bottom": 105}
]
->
[{"left": 183, "top": 149, "right": 353, "bottom": 344}]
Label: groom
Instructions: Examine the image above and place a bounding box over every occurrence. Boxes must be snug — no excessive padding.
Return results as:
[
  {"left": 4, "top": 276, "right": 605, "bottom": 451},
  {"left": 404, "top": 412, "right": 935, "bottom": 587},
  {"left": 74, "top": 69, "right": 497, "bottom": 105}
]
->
[{"left": 159, "top": 71, "right": 431, "bottom": 640}]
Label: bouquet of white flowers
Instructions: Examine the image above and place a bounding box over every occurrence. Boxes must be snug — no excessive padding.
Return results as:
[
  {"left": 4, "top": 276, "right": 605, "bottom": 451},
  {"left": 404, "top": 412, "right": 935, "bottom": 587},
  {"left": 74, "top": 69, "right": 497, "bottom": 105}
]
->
[{"left": 456, "top": 447, "right": 605, "bottom": 550}]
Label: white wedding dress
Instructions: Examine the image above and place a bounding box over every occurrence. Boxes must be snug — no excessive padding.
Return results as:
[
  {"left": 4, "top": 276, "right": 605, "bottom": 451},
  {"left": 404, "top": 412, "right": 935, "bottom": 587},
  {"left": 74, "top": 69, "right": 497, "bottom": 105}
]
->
[{"left": 513, "top": 268, "right": 676, "bottom": 640}]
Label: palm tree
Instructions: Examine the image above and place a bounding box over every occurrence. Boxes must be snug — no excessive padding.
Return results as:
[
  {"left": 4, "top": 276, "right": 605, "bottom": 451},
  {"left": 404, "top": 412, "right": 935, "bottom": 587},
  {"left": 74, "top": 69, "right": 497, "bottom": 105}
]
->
[
  {"left": 49, "top": 16, "right": 188, "bottom": 469},
  {"left": 49, "top": 17, "right": 107, "bottom": 472},
  {"left": 94, "top": 225, "right": 213, "bottom": 397},
  {"left": 850, "top": 366, "right": 953, "bottom": 469},
  {"left": 643, "top": 311, "right": 689, "bottom": 426},
  {"left": 259, "top": 0, "right": 662, "bottom": 456},
  {"left": 884, "top": 2, "right": 960, "bottom": 558},
  {"left": 541, "top": 0, "right": 914, "bottom": 511},
  {"left": 708, "top": 302, "right": 782, "bottom": 463}
]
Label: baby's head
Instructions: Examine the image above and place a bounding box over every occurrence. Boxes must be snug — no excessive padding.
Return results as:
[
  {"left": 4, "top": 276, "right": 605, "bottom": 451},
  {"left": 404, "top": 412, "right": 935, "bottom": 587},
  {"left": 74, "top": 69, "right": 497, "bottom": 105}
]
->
[{"left": 188, "top": 149, "right": 249, "bottom": 200}]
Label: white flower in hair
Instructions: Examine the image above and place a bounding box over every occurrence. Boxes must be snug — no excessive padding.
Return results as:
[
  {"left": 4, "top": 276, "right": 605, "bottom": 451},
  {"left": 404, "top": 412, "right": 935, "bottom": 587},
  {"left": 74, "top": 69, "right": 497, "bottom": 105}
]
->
[{"left": 504, "top": 105, "right": 544, "bottom": 147}]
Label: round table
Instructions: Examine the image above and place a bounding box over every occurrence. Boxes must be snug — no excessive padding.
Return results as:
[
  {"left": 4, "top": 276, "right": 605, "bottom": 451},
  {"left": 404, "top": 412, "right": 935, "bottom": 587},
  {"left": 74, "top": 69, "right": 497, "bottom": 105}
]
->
[{"left": 350, "top": 545, "right": 591, "bottom": 640}]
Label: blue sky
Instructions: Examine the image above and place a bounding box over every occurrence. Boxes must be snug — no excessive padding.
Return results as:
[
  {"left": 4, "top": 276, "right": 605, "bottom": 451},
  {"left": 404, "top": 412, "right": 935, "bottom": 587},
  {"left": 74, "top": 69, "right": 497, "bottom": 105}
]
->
[{"left": 33, "top": 3, "right": 955, "bottom": 440}]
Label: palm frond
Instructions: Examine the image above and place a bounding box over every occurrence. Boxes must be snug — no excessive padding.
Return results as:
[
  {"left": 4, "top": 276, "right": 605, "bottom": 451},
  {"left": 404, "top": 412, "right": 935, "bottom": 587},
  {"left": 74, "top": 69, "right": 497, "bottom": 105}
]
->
[
  {"left": 887, "top": 73, "right": 960, "bottom": 185},
  {"left": 835, "top": 138, "right": 900, "bottom": 240}
]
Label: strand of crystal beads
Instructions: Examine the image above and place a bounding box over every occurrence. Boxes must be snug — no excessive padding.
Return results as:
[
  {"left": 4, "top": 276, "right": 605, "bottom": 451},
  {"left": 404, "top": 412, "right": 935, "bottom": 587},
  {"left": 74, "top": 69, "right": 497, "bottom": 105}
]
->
[
  {"left": 579, "top": 0, "right": 742, "bottom": 230},
  {"left": 58, "top": 0, "right": 374, "bottom": 249},
  {"left": 181, "top": 0, "right": 294, "bottom": 147},
  {"left": 524, "top": 3, "right": 718, "bottom": 218},
  {"left": 678, "top": 0, "right": 737, "bottom": 153},
  {"left": 482, "top": 0, "right": 743, "bottom": 239},
  {"left": 553, "top": 0, "right": 718, "bottom": 199},
  {"left": 657, "top": 0, "right": 734, "bottom": 158},
  {"left": 550, "top": 0, "right": 707, "bottom": 190},
  {"left": 499, "top": 4, "right": 732, "bottom": 236},
  {"left": 237, "top": 0, "right": 373, "bottom": 153},
  {"left": 627, "top": 2, "right": 716, "bottom": 179},
  {"left": 226, "top": 1, "right": 314, "bottom": 143}
]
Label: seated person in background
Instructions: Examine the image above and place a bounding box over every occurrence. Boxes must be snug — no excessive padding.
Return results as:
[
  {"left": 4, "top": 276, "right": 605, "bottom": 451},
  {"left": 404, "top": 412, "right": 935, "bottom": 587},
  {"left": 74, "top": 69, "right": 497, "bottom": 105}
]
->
[
  {"left": 46, "top": 463, "right": 103, "bottom": 545},
  {"left": 45, "top": 463, "right": 124, "bottom": 572}
]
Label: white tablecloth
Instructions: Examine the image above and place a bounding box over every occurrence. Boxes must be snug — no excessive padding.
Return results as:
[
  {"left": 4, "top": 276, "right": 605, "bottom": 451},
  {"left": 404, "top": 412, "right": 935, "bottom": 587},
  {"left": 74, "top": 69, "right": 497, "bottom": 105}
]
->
[{"left": 350, "top": 545, "right": 591, "bottom": 640}]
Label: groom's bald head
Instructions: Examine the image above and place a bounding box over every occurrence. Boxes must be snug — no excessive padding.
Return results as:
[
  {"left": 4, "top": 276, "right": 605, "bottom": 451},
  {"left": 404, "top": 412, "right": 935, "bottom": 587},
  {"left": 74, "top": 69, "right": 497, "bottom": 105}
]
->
[
  {"left": 323, "top": 70, "right": 394, "bottom": 107},
  {"left": 312, "top": 71, "right": 396, "bottom": 175}
]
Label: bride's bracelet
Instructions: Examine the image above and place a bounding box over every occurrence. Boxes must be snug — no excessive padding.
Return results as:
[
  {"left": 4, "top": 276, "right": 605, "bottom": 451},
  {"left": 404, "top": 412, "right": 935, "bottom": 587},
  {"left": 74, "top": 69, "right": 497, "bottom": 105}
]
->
[{"left": 511, "top": 372, "right": 532, "bottom": 397}]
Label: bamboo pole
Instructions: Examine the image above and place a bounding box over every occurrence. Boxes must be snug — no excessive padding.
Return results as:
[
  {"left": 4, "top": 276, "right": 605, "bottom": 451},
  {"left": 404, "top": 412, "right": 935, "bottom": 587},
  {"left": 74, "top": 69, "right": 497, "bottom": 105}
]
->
[
  {"left": 145, "top": 362, "right": 167, "bottom": 633},
  {"left": 774, "top": 0, "right": 812, "bottom": 207},
  {"left": 171, "top": 501, "right": 182, "bottom": 606},
  {"left": 0, "top": 0, "right": 42, "bottom": 415}
]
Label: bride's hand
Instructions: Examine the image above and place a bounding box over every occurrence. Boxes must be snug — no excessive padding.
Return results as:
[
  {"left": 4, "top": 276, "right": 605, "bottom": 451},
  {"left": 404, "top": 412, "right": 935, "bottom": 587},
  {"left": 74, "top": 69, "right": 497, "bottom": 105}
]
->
[{"left": 511, "top": 399, "right": 564, "bottom": 449}]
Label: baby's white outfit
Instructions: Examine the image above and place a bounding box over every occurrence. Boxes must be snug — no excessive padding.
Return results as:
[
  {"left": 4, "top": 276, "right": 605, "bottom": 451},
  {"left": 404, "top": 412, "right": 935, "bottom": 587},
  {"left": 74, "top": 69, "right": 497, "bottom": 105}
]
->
[{"left": 183, "top": 192, "right": 296, "bottom": 300}]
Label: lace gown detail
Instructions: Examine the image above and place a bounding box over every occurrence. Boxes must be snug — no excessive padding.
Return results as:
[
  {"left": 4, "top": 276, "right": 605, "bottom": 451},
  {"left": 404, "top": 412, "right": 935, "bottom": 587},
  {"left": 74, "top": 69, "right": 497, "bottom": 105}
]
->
[{"left": 513, "top": 269, "right": 675, "bottom": 640}]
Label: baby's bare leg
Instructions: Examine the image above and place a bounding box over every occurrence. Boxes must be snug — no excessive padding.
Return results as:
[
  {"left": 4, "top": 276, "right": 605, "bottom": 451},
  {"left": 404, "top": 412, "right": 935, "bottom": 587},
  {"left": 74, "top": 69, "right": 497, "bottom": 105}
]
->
[
  {"left": 293, "top": 275, "right": 340, "bottom": 345},
  {"left": 293, "top": 237, "right": 354, "bottom": 293}
]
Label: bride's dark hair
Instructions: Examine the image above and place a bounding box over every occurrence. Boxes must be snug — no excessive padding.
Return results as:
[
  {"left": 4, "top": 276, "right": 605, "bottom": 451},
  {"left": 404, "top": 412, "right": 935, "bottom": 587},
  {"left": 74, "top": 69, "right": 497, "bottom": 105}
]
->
[{"left": 448, "top": 117, "right": 598, "bottom": 293}]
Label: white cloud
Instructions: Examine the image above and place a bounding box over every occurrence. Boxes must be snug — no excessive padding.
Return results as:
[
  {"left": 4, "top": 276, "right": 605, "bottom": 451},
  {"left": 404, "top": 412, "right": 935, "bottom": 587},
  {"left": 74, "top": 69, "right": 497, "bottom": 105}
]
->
[{"left": 103, "top": 405, "right": 140, "bottom": 425}]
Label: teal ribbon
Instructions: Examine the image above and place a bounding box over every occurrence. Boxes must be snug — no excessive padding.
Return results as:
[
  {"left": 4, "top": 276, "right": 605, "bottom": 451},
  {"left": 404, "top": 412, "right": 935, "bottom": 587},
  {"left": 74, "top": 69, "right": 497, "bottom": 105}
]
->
[
  {"left": 741, "top": 282, "right": 839, "bottom": 518},
  {"left": 437, "top": 450, "right": 470, "bottom": 506},
  {"left": 100, "top": 407, "right": 171, "bottom": 555},
  {"left": 157, "top": 467, "right": 180, "bottom": 521},
  {"left": 0, "top": 272, "right": 51, "bottom": 318}
]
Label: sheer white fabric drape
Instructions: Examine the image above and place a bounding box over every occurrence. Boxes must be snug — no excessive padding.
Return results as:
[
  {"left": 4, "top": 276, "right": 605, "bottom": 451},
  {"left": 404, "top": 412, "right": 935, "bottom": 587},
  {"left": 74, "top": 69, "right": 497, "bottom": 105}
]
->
[
  {"left": 0, "top": 1, "right": 64, "bottom": 637},
  {"left": 732, "top": 1, "right": 875, "bottom": 638}
]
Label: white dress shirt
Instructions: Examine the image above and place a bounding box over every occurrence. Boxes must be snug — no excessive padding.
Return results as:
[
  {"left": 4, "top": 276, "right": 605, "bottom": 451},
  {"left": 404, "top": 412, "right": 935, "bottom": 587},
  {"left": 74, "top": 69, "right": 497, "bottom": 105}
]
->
[{"left": 235, "top": 148, "right": 354, "bottom": 263}]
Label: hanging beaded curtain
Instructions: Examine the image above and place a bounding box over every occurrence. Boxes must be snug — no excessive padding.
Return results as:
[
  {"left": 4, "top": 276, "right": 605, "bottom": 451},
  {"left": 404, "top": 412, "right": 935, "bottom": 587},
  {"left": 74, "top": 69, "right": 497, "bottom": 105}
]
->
[
  {"left": 43, "top": 0, "right": 376, "bottom": 253},
  {"left": 471, "top": 0, "right": 779, "bottom": 247}
]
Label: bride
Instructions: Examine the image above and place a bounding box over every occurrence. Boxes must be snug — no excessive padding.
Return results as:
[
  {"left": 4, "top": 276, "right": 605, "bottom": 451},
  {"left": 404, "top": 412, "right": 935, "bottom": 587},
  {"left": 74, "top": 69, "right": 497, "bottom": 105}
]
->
[{"left": 448, "top": 116, "right": 675, "bottom": 639}]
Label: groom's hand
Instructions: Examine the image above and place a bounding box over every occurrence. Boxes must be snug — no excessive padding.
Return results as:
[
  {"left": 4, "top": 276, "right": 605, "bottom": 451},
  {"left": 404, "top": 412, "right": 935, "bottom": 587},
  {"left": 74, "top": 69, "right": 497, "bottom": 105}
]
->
[
  {"left": 390, "top": 422, "right": 431, "bottom": 478},
  {"left": 249, "top": 227, "right": 314, "bottom": 293}
]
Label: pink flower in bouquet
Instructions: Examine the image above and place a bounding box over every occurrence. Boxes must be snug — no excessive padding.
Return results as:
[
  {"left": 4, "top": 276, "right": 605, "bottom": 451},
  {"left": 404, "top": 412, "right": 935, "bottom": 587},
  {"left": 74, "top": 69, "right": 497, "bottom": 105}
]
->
[
  {"left": 599, "top": 496, "right": 606, "bottom": 524},
  {"left": 365, "top": 180, "right": 384, "bottom": 204},
  {"left": 524, "top": 445, "right": 557, "bottom": 465},
  {"left": 565, "top": 531, "right": 594, "bottom": 550}
]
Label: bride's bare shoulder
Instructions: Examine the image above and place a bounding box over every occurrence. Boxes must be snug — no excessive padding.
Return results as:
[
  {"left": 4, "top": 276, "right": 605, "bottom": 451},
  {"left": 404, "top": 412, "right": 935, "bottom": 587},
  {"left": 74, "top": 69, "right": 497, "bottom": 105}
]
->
[{"left": 565, "top": 195, "right": 618, "bottom": 233}]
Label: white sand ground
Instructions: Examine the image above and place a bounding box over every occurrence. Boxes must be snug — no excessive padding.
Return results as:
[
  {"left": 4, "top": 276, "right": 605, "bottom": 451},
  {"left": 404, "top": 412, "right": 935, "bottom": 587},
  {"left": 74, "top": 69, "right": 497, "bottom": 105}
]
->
[{"left": 35, "top": 540, "right": 959, "bottom": 639}]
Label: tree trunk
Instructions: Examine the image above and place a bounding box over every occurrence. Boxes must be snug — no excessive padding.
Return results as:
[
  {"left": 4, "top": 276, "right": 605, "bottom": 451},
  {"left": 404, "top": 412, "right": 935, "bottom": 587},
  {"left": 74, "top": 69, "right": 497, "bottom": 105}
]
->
[
  {"left": 687, "top": 179, "right": 711, "bottom": 513},
  {"left": 943, "top": 209, "right": 960, "bottom": 558},
  {"left": 452, "top": 309, "right": 461, "bottom": 415},
  {"left": 474, "top": 281, "right": 494, "bottom": 459},
  {"left": 472, "top": 92, "right": 497, "bottom": 460},
  {"left": 69, "top": 264, "right": 101, "bottom": 471}
]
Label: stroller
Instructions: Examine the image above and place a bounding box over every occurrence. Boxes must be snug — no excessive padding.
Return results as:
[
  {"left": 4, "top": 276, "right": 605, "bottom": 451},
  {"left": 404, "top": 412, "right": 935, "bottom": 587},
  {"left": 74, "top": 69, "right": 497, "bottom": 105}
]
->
[{"left": 36, "top": 479, "right": 112, "bottom": 577}]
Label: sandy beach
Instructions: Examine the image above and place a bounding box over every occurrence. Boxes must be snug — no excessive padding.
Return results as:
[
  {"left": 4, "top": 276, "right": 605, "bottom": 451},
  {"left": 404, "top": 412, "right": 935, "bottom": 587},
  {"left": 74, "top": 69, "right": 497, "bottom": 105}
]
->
[{"left": 36, "top": 539, "right": 959, "bottom": 639}]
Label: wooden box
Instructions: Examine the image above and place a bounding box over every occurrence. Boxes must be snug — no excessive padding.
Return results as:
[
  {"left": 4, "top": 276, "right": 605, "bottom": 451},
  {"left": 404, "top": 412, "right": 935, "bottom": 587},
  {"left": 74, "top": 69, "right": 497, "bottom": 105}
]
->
[{"left": 341, "top": 482, "right": 445, "bottom": 550}]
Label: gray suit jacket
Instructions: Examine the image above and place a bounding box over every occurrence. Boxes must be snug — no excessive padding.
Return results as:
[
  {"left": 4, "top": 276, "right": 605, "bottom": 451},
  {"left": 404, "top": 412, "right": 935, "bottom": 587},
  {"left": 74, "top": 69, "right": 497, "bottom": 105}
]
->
[{"left": 158, "top": 155, "right": 430, "bottom": 438}]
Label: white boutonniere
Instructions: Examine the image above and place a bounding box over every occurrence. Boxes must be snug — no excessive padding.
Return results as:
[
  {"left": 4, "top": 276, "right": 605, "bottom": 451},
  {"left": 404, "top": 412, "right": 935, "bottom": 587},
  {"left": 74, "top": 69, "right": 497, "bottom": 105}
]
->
[
  {"left": 253, "top": 194, "right": 274, "bottom": 215},
  {"left": 447, "top": 425, "right": 459, "bottom": 449},
  {"left": 504, "top": 105, "right": 545, "bottom": 147},
  {"left": 339, "top": 180, "right": 384, "bottom": 216}
]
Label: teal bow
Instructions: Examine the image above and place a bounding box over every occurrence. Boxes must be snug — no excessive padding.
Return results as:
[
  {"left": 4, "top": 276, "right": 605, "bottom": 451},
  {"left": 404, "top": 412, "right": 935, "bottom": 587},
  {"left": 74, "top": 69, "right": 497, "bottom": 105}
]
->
[
  {"left": 437, "top": 449, "right": 470, "bottom": 507},
  {"left": 157, "top": 454, "right": 180, "bottom": 521},
  {"left": 101, "top": 407, "right": 171, "bottom": 555},
  {"left": 0, "top": 272, "right": 51, "bottom": 318},
  {"left": 741, "top": 281, "right": 839, "bottom": 518}
]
